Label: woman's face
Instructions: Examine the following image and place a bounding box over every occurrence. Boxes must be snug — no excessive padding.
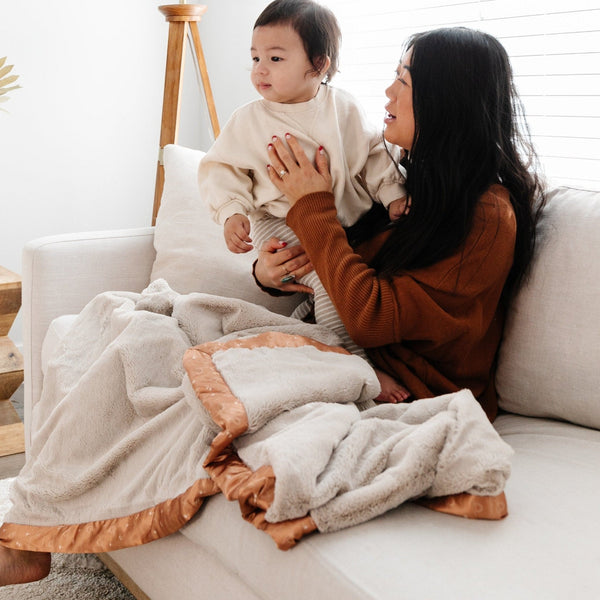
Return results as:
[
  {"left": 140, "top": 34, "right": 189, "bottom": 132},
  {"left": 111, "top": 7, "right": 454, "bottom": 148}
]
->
[{"left": 384, "top": 50, "right": 415, "bottom": 150}]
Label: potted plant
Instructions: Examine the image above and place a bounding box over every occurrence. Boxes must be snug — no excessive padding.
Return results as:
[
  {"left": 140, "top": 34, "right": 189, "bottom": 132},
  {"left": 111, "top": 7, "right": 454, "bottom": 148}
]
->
[{"left": 0, "top": 57, "right": 21, "bottom": 112}]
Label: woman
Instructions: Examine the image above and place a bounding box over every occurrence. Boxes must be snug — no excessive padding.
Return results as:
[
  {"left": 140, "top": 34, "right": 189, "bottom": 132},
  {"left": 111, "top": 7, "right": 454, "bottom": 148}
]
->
[
  {"left": 0, "top": 26, "right": 543, "bottom": 588},
  {"left": 255, "top": 27, "right": 544, "bottom": 420}
]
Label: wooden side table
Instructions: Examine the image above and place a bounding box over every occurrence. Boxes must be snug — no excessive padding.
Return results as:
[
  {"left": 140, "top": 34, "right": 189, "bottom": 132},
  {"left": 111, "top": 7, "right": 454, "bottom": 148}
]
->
[{"left": 0, "top": 266, "right": 25, "bottom": 458}]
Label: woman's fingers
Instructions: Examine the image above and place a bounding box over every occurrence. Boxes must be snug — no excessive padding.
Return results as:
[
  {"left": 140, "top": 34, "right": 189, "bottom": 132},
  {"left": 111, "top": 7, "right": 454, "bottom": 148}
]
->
[
  {"left": 255, "top": 237, "right": 314, "bottom": 291},
  {"left": 272, "top": 249, "right": 311, "bottom": 279},
  {"left": 261, "top": 237, "right": 288, "bottom": 253},
  {"left": 261, "top": 237, "right": 305, "bottom": 263},
  {"left": 287, "top": 262, "right": 313, "bottom": 287},
  {"left": 314, "top": 144, "right": 330, "bottom": 177},
  {"left": 268, "top": 134, "right": 319, "bottom": 177},
  {"left": 266, "top": 134, "right": 333, "bottom": 205},
  {"left": 266, "top": 137, "right": 294, "bottom": 183},
  {"left": 271, "top": 135, "right": 298, "bottom": 170},
  {"left": 281, "top": 281, "right": 314, "bottom": 294},
  {"left": 274, "top": 133, "right": 313, "bottom": 169}
]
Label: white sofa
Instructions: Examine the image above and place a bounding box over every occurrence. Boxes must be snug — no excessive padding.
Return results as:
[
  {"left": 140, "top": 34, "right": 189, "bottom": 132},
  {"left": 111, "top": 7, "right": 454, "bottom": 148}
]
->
[{"left": 21, "top": 146, "right": 600, "bottom": 599}]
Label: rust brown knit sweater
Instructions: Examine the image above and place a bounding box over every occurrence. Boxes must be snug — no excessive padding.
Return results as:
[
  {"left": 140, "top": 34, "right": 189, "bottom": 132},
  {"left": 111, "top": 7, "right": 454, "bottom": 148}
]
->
[{"left": 286, "top": 184, "right": 516, "bottom": 421}]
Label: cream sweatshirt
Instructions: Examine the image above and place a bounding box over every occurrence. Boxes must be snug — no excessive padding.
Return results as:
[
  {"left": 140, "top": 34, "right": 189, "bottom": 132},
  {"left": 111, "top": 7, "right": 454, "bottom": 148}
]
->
[{"left": 199, "top": 84, "right": 406, "bottom": 228}]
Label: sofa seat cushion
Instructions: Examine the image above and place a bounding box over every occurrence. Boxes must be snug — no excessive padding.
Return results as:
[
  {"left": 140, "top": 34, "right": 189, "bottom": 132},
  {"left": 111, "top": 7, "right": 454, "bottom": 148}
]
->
[
  {"left": 180, "top": 412, "right": 600, "bottom": 600},
  {"left": 40, "top": 317, "right": 600, "bottom": 597}
]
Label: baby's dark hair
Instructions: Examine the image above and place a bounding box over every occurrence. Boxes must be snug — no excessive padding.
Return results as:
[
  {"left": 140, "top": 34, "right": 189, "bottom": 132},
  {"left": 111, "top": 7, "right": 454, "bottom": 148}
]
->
[{"left": 254, "top": 0, "right": 341, "bottom": 83}]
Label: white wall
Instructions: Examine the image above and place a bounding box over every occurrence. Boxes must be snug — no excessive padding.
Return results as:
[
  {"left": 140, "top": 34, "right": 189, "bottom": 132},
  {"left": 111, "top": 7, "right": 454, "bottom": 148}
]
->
[
  {"left": 1, "top": 0, "right": 265, "bottom": 347},
  {"left": 179, "top": 0, "right": 264, "bottom": 149}
]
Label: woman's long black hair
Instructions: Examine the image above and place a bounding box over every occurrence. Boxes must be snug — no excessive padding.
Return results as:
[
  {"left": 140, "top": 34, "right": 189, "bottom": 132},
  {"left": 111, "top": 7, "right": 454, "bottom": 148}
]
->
[{"left": 371, "top": 27, "right": 545, "bottom": 298}]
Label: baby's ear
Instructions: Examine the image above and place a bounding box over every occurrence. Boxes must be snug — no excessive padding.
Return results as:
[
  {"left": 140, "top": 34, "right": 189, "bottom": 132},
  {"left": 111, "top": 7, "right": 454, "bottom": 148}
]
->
[{"left": 316, "top": 55, "right": 331, "bottom": 79}]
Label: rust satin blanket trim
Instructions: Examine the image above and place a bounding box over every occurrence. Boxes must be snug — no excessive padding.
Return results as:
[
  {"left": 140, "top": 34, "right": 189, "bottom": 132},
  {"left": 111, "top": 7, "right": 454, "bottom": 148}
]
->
[
  {"left": 416, "top": 491, "right": 508, "bottom": 520},
  {"left": 186, "top": 333, "right": 506, "bottom": 549},
  {"left": 0, "top": 478, "right": 219, "bottom": 553},
  {"left": 185, "top": 333, "right": 336, "bottom": 550},
  {"left": 205, "top": 445, "right": 317, "bottom": 550},
  {"left": 183, "top": 332, "right": 351, "bottom": 464},
  {"left": 184, "top": 343, "right": 249, "bottom": 464}
]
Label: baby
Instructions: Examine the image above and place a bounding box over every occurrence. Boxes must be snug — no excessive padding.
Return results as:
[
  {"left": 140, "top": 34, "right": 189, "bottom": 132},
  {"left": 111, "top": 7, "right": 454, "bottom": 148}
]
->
[{"left": 199, "top": 0, "right": 410, "bottom": 403}]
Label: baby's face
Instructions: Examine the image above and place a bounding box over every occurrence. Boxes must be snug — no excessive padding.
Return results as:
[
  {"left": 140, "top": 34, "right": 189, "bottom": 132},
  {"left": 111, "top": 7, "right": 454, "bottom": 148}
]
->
[{"left": 251, "top": 24, "right": 322, "bottom": 104}]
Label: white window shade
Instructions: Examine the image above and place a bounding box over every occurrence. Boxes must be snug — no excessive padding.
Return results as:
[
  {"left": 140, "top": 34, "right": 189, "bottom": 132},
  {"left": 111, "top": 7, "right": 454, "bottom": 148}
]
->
[{"left": 324, "top": 0, "right": 600, "bottom": 190}]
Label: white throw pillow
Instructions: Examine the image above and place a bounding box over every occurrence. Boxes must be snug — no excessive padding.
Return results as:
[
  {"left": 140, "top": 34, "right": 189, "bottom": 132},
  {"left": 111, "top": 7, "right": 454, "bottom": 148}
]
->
[
  {"left": 496, "top": 186, "right": 600, "bottom": 429},
  {"left": 150, "top": 144, "right": 301, "bottom": 315}
]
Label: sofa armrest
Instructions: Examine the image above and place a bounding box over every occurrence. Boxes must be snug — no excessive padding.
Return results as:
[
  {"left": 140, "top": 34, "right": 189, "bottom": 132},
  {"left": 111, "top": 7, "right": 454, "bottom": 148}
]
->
[{"left": 22, "top": 227, "right": 156, "bottom": 451}]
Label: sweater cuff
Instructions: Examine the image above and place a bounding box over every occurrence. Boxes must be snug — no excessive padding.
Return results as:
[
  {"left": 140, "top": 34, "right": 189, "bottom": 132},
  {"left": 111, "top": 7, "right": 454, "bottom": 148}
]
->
[
  {"left": 214, "top": 201, "right": 248, "bottom": 226},
  {"left": 377, "top": 182, "right": 407, "bottom": 208}
]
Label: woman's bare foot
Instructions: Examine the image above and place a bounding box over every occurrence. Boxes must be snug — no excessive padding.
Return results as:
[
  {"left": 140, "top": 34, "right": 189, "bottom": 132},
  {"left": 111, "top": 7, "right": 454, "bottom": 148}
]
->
[
  {"left": 0, "top": 545, "right": 51, "bottom": 586},
  {"left": 374, "top": 369, "right": 411, "bottom": 404}
]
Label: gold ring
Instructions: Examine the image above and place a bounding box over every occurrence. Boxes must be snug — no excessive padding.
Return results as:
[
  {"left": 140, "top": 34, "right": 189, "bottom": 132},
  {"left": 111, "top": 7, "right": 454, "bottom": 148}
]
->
[{"left": 279, "top": 169, "right": 288, "bottom": 177}]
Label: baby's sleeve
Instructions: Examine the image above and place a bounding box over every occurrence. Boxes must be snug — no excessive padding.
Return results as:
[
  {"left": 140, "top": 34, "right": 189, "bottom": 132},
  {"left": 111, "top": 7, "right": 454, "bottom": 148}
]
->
[
  {"left": 198, "top": 112, "right": 257, "bottom": 225},
  {"left": 198, "top": 154, "right": 255, "bottom": 225},
  {"left": 362, "top": 136, "right": 407, "bottom": 208}
]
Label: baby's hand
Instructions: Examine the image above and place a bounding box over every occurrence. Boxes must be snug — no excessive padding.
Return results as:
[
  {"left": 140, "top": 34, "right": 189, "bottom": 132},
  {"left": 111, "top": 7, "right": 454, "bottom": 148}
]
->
[
  {"left": 388, "top": 196, "right": 410, "bottom": 221},
  {"left": 224, "top": 214, "right": 253, "bottom": 253}
]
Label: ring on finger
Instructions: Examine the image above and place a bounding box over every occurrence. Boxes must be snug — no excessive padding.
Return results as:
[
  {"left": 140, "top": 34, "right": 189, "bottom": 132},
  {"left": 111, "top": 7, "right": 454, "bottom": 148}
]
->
[{"left": 279, "top": 169, "right": 288, "bottom": 178}]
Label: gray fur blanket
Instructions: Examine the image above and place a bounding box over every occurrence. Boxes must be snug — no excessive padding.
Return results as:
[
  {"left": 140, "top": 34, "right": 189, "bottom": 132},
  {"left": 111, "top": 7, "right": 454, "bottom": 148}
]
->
[{"left": 0, "top": 280, "right": 512, "bottom": 553}]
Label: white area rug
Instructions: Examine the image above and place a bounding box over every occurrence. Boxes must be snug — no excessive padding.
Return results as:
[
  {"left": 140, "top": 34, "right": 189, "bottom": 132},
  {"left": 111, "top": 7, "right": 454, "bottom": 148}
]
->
[{"left": 0, "top": 477, "right": 135, "bottom": 599}]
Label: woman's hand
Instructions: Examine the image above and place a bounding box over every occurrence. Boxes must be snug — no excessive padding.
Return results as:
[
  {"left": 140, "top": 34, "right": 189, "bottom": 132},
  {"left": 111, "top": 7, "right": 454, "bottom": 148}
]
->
[
  {"left": 266, "top": 133, "right": 333, "bottom": 206},
  {"left": 254, "top": 237, "right": 314, "bottom": 294}
]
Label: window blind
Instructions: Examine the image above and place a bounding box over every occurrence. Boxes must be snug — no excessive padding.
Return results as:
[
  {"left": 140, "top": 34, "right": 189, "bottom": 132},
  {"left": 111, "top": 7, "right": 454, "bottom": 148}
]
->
[{"left": 323, "top": 0, "right": 600, "bottom": 190}]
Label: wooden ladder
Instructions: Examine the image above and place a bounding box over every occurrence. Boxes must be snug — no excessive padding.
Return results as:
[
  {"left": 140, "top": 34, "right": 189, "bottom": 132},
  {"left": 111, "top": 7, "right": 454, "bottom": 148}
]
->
[{"left": 152, "top": 3, "right": 220, "bottom": 225}]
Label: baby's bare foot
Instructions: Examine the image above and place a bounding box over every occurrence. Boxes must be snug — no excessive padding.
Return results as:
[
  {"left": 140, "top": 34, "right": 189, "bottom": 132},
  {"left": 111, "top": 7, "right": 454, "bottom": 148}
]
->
[
  {"left": 0, "top": 545, "right": 51, "bottom": 586},
  {"left": 375, "top": 369, "right": 411, "bottom": 404}
]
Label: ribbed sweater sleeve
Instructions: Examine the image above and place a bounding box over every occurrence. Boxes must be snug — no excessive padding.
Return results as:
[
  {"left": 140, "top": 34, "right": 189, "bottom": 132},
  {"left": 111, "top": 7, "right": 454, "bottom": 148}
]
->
[
  {"left": 287, "top": 185, "right": 516, "bottom": 419},
  {"left": 286, "top": 191, "right": 406, "bottom": 348},
  {"left": 286, "top": 188, "right": 516, "bottom": 351}
]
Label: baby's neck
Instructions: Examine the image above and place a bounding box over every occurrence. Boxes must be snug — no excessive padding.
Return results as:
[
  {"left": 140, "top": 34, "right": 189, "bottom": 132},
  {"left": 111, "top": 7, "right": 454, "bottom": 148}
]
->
[{"left": 266, "top": 83, "right": 325, "bottom": 105}]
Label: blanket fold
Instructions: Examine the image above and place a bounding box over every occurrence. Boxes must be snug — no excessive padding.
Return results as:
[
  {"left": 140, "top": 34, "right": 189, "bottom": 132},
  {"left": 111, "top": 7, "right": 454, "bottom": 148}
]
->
[{"left": 0, "top": 280, "right": 513, "bottom": 554}]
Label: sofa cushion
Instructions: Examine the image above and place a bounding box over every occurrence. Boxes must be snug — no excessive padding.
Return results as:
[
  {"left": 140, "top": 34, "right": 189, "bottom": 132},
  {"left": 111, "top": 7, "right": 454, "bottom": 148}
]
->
[
  {"left": 496, "top": 186, "right": 600, "bottom": 429},
  {"left": 180, "top": 413, "right": 600, "bottom": 600},
  {"left": 150, "top": 144, "right": 301, "bottom": 316}
]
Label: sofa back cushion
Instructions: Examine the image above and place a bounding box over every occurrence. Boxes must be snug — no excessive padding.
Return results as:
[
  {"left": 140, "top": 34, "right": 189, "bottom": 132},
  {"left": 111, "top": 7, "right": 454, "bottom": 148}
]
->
[
  {"left": 496, "top": 186, "right": 600, "bottom": 429},
  {"left": 150, "top": 144, "right": 301, "bottom": 316}
]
